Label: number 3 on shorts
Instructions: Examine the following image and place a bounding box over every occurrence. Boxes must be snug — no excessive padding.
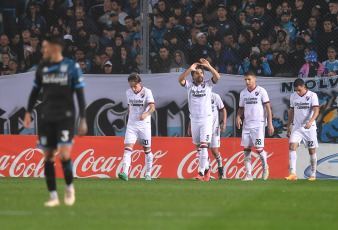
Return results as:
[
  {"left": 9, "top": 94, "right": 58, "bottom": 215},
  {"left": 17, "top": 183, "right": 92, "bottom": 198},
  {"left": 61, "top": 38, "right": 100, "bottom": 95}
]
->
[{"left": 61, "top": 130, "right": 70, "bottom": 142}]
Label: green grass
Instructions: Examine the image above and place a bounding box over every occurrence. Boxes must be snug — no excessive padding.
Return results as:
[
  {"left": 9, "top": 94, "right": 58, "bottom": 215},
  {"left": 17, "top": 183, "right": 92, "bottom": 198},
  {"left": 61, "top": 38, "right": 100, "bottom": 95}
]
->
[{"left": 0, "top": 178, "right": 338, "bottom": 230}]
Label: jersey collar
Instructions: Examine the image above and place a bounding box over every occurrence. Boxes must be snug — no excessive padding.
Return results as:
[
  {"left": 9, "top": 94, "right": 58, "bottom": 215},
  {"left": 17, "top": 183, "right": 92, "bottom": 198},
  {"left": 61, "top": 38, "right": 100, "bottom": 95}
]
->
[
  {"left": 300, "top": 90, "right": 308, "bottom": 97},
  {"left": 247, "top": 85, "right": 257, "bottom": 93},
  {"left": 134, "top": 86, "right": 143, "bottom": 94}
]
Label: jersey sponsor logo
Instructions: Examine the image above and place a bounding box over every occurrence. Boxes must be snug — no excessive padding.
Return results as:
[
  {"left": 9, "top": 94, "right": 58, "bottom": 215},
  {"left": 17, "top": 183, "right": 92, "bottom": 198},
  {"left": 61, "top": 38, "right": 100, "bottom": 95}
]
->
[
  {"left": 129, "top": 99, "right": 144, "bottom": 106},
  {"left": 244, "top": 97, "right": 258, "bottom": 104},
  {"left": 42, "top": 73, "right": 68, "bottom": 85},
  {"left": 191, "top": 89, "right": 206, "bottom": 97},
  {"left": 294, "top": 102, "right": 310, "bottom": 109}
]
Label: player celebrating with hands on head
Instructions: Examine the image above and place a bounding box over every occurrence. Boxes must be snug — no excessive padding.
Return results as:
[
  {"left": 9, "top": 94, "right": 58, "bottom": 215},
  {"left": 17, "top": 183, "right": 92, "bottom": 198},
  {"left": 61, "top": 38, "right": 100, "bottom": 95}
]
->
[
  {"left": 236, "top": 70, "right": 274, "bottom": 181},
  {"left": 179, "top": 58, "right": 220, "bottom": 181},
  {"left": 285, "top": 78, "right": 319, "bottom": 181},
  {"left": 187, "top": 92, "right": 227, "bottom": 180},
  {"left": 118, "top": 74, "right": 155, "bottom": 181},
  {"left": 23, "top": 35, "right": 87, "bottom": 207}
]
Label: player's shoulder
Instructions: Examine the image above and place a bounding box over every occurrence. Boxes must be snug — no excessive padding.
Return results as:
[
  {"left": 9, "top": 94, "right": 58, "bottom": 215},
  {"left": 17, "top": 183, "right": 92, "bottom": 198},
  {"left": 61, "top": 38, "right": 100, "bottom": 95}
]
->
[
  {"left": 290, "top": 92, "right": 298, "bottom": 99},
  {"left": 256, "top": 85, "right": 267, "bottom": 93},
  {"left": 307, "top": 90, "right": 317, "bottom": 97},
  {"left": 62, "top": 58, "right": 79, "bottom": 69},
  {"left": 126, "top": 88, "right": 133, "bottom": 95},
  {"left": 142, "top": 86, "right": 152, "bottom": 93}
]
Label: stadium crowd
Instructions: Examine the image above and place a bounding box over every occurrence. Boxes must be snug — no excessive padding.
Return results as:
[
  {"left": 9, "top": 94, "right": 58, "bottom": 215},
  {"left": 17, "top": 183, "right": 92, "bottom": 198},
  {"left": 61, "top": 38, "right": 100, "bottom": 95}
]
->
[{"left": 0, "top": 0, "right": 337, "bottom": 77}]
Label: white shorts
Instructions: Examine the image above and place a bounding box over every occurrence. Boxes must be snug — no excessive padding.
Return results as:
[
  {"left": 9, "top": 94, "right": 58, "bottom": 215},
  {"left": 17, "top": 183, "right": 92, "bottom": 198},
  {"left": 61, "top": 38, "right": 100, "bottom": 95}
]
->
[
  {"left": 124, "top": 122, "right": 151, "bottom": 147},
  {"left": 241, "top": 126, "right": 265, "bottom": 148},
  {"left": 191, "top": 115, "right": 213, "bottom": 145},
  {"left": 290, "top": 126, "right": 318, "bottom": 149},
  {"left": 209, "top": 121, "right": 220, "bottom": 148}
]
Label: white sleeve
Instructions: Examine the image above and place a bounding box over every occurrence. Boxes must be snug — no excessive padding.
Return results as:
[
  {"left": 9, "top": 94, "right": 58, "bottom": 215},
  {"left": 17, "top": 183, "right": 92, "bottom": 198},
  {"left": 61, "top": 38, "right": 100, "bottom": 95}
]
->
[
  {"left": 126, "top": 91, "right": 130, "bottom": 105},
  {"left": 146, "top": 89, "right": 155, "bottom": 104},
  {"left": 312, "top": 93, "right": 319, "bottom": 107},
  {"left": 290, "top": 94, "right": 294, "bottom": 108},
  {"left": 261, "top": 88, "right": 270, "bottom": 104},
  {"left": 239, "top": 91, "right": 244, "bottom": 108},
  {"left": 215, "top": 94, "right": 225, "bottom": 110},
  {"left": 183, "top": 79, "right": 190, "bottom": 88},
  {"left": 206, "top": 78, "right": 215, "bottom": 88}
]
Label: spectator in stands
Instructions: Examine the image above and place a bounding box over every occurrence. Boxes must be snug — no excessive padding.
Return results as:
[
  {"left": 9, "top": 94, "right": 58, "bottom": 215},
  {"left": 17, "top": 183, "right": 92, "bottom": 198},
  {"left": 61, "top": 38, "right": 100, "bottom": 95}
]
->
[
  {"left": 184, "top": 15, "right": 194, "bottom": 31},
  {"left": 167, "top": 15, "right": 186, "bottom": 44},
  {"left": 300, "top": 30, "right": 316, "bottom": 51},
  {"left": 327, "top": 0, "right": 338, "bottom": 26},
  {"left": 94, "top": 0, "right": 115, "bottom": 26},
  {"left": 193, "top": 12, "right": 208, "bottom": 32},
  {"left": 86, "top": 34, "right": 100, "bottom": 61},
  {"left": 124, "top": 16, "right": 134, "bottom": 34},
  {"left": 181, "top": 0, "right": 192, "bottom": 15},
  {"left": 220, "top": 31, "right": 242, "bottom": 72},
  {"left": 317, "top": 18, "right": 338, "bottom": 62},
  {"left": 189, "top": 32, "right": 213, "bottom": 64},
  {"left": 298, "top": 51, "right": 326, "bottom": 78},
  {"left": 119, "top": 46, "right": 134, "bottom": 74},
  {"left": 244, "top": 3, "right": 255, "bottom": 24},
  {"left": 152, "top": 16, "right": 168, "bottom": 50},
  {"left": 271, "top": 29, "right": 291, "bottom": 54},
  {"left": 173, "top": 4, "right": 186, "bottom": 26},
  {"left": 170, "top": 50, "right": 189, "bottom": 72},
  {"left": 74, "top": 27, "right": 90, "bottom": 52},
  {"left": 306, "top": 17, "right": 319, "bottom": 43},
  {"left": 124, "top": 0, "right": 140, "bottom": 19},
  {"left": 234, "top": 30, "right": 251, "bottom": 61},
  {"left": 215, "top": 4, "right": 238, "bottom": 38},
  {"left": 29, "top": 34, "right": 41, "bottom": 53},
  {"left": 8, "top": 59, "right": 19, "bottom": 74},
  {"left": 63, "top": 34, "right": 75, "bottom": 59},
  {"left": 254, "top": 1, "right": 274, "bottom": 32},
  {"left": 10, "top": 33, "right": 24, "bottom": 63},
  {"left": 22, "top": 2, "right": 46, "bottom": 34},
  {"left": 0, "top": 34, "right": 17, "bottom": 63},
  {"left": 259, "top": 38, "right": 273, "bottom": 61},
  {"left": 271, "top": 51, "right": 293, "bottom": 77},
  {"left": 41, "top": 0, "right": 65, "bottom": 30},
  {"left": 239, "top": 54, "right": 271, "bottom": 76},
  {"left": 237, "top": 10, "right": 250, "bottom": 30},
  {"left": 100, "top": 25, "right": 115, "bottom": 47},
  {"left": 311, "top": 5, "right": 323, "bottom": 25},
  {"left": 0, "top": 66, "right": 11, "bottom": 76},
  {"left": 75, "top": 49, "right": 90, "bottom": 72},
  {"left": 69, "top": 6, "right": 99, "bottom": 35},
  {"left": 108, "top": 12, "right": 127, "bottom": 34},
  {"left": 131, "top": 33, "right": 141, "bottom": 57},
  {"left": 289, "top": 37, "right": 306, "bottom": 75},
  {"left": 105, "top": 45, "right": 116, "bottom": 60},
  {"left": 1, "top": 53, "right": 10, "bottom": 71},
  {"left": 207, "top": 23, "right": 220, "bottom": 45},
  {"left": 103, "top": 60, "right": 115, "bottom": 74},
  {"left": 211, "top": 37, "right": 225, "bottom": 72},
  {"left": 90, "top": 54, "right": 102, "bottom": 74},
  {"left": 281, "top": 10, "right": 295, "bottom": 41},
  {"left": 151, "top": 46, "right": 172, "bottom": 73},
  {"left": 77, "top": 58, "right": 87, "bottom": 74},
  {"left": 112, "top": 0, "right": 128, "bottom": 25},
  {"left": 250, "top": 17, "right": 266, "bottom": 46},
  {"left": 156, "top": 0, "right": 171, "bottom": 22},
  {"left": 293, "top": 0, "right": 309, "bottom": 31},
  {"left": 186, "top": 27, "right": 201, "bottom": 50},
  {"left": 322, "top": 46, "right": 338, "bottom": 76},
  {"left": 130, "top": 54, "right": 142, "bottom": 74},
  {"left": 99, "top": 52, "right": 111, "bottom": 73}
]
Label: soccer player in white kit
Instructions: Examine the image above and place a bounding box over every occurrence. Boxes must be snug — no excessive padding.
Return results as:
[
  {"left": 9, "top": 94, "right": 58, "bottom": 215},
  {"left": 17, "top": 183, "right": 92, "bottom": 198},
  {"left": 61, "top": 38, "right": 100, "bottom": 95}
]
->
[
  {"left": 118, "top": 74, "right": 155, "bottom": 181},
  {"left": 187, "top": 92, "right": 227, "bottom": 180},
  {"left": 178, "top": 58, "right": 220, "bottom": 181},
  {"left": 285, "top": 78, "right": 319, "bottom": 181},
  {"left": 236, "top": 71, "right": 274, "bottom": 181}
]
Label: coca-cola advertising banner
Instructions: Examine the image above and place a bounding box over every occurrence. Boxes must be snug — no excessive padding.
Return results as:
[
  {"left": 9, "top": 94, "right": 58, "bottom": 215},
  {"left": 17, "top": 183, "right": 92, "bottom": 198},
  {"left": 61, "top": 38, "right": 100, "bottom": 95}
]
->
[
  {"left": 0, "top": 73, "right": 337, "bottom": 143},
  {"left": 0, "top": 135, "right": 289, "bottom": 179}
]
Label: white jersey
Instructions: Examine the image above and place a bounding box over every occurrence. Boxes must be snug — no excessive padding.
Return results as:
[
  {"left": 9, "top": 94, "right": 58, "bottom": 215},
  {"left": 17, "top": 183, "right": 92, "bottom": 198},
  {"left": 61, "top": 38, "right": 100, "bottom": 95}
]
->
[
  {"left": 183, "top": 78, "right": 215, "bottom": 122},
  {"left": 211, "top": 92, "right": 225, "bottom": 127},
  {"left": 126, "top": 86, "right": 155, "bottom": 125},
  {"left": 239, "top": 85, "right": 270, "bottom": 128},
  {"left": 290, "top": 90, "right": 319, "bottom": 129}
]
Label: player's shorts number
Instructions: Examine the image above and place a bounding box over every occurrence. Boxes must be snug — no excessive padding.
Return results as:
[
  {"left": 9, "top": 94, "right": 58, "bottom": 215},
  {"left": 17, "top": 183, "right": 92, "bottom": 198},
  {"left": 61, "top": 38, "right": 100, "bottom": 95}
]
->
[
  {"left": 206, "top": 135, "right": 210, "bottom": 141},
  {"left": 308, "top": 141, "right": 313, "bottom": 147},
  {"left": 61, "top": 130, "right": 70, "bottom": 142},
  {"left": 255, "top": 139, "right": 262, "bottom": 145},
  {"left": 142, "top": 139, "right": 149, "bottom": 146}
]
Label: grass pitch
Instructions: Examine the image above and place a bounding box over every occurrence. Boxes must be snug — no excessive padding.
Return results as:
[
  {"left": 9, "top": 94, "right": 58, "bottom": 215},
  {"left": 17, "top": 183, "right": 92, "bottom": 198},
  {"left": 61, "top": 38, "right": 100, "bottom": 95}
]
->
[{"left": 0, "top": 178, "right": 337, "bottom": 230}]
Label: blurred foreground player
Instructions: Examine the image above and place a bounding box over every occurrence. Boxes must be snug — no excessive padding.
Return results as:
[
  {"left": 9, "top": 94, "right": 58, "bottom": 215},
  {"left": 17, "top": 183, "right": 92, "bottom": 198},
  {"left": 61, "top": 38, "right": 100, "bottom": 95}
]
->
[
  {"left": 188, "top": 92, "right": 227, "bottom": 179},
  {"left": 178, "top": 59, "right": 220, "bottom": 181},
  {"left": 23, "top": 35, "right": 87, "bottom": 207},
  {"left": 285, "top": 78, "right": 319, "bottom": 181},
  {"left": 118, "top": 74, "right": 155, "bottom": 181},
  {"left": 236, "top": 71, "right": 274, "bottom": 181}
]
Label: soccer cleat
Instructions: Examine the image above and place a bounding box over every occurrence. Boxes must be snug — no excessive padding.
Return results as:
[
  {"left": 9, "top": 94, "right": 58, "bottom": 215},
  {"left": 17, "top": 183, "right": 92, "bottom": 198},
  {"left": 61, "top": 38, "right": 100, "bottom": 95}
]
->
[
  {"left": 64, "top": 187, "right": 75, "bottom": 206},
  {"left": 242, "top": 175, "right": 253, "bottom": 181},
  {"left": 204, "top": 168, "right": 211, "bottom": 181},
  {"left": 145, "top": 175, "right": 151, "bottom": 181},
  {"left": 285, "top": 173, "right": 298, "bottom": 180},
  {"left": 118, "top": 172, "right": 128, "bottom": 181},
  {"left": 44, "top": 198, "right": 60, "bottom": 207},
  {"left": 218, "top": 166, "right": 224, "bottom": 179},
  {"left": 308, "top": 176, "right": 316, "bottom": 181},
  {"left": 196, "top": 172, "right": 204, "bottom": 181},
  {"left": 262, "top": 165, "right": 269, "bottom": 181}
]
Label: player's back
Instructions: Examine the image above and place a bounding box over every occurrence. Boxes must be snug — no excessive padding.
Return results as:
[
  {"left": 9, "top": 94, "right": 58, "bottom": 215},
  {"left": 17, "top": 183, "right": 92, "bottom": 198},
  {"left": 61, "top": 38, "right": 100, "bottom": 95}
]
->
[
  {"left": 126, "top": 87, "right": 154, "bottom": 124},
  {"left": 35, "top": 58, "right": 84, "bottom": 121}
]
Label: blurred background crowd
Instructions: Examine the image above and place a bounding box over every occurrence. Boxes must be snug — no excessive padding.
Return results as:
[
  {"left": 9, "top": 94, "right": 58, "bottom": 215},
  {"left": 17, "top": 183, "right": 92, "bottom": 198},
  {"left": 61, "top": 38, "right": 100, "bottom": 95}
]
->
[{"left": 0, "top": 0, "right": 337, "bottom": 77}]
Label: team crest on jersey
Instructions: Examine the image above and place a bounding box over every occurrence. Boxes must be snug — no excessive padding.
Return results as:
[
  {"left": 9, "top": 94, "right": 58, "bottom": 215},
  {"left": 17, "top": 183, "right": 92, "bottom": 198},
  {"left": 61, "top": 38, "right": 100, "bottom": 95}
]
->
[
  {"left": 306, "top": 96, "right": 310, "bottom": 101},
  {"left": 141, "top": 93, "right": 145, "bottom": 98},
  {"left": 255, "top": 92, "right": 259, "bottom": 96},
  {"left": 211, "top": 99, "right": 214, "bottom": 104}
]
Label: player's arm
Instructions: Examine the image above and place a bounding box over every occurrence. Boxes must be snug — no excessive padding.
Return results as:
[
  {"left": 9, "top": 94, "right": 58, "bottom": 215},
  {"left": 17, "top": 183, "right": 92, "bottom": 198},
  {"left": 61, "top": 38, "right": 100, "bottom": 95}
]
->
[
  {"left": 264, "top": 102, "right": 274, "bottom": 135},
  {"left": 199, "top": 58, "right": 220, "bottom": 84},
  {"left": 221, "top": 108, "right": 227, "bottom": 134},
  {"left": 187, "top": 120, "right": 192, "bottom": 137},
  {"left": 75, "top": 87, "right": 87, "bottom": 136},
  {"left": 140, "top": 103, "right": 155, "bottom": 120},
  {"left": 236, "top": 107, "right": 244, "bottom": 129},
  {"left": 287, "top": 107, "right": 294, "bottom": 137},
  {"left": 178, "top": 63, "right": 200, "bottom": 86},
  {"left": 305, "top": 106, "right": 319, "bottom": 129}
]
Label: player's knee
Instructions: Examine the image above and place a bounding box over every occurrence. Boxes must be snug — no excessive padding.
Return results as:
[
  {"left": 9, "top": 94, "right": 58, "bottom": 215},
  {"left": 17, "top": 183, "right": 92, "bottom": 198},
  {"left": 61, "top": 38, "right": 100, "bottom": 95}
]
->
[
  {"left": 124, "top": 147, "right": 133, "bottom": 156},
  {"left": 308, "top": 148, "right": 316, "bottom": 155},
  {"left": 44, "top": 155, "right": 55, "bottom": 162},
  {"left": 289, "top": 143, "right": 297, "bottom": 151}
]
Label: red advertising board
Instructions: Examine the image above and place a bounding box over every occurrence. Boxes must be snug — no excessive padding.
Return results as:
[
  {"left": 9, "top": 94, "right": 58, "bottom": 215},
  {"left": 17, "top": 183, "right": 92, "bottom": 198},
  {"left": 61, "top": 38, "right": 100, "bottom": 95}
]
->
[{"left": 0, "top": 135, "right": 289, "bottom": 179}]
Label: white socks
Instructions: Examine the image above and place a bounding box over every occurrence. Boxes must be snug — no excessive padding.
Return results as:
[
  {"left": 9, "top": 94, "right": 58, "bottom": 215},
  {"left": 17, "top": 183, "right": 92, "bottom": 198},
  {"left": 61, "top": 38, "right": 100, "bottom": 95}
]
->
[
  {"left": 122, "top": 148, "right": 132, "bottom": 175},
  {"left": 66, "top": 183, "right": 74, "bottom": 191},
  {"left": 244, "top": 150, "right": 252, "bottom": 176},
  {"left": 310, "top": 153, "right": 317, "bottom": 177},
  {"left": 50, "top": 190, "right": 58, "bottom": 200},
  {"left": 145, "top": 150, "right": 153, "bottom": 177},
  {"left": 258, "top": 150, "right": 267, "bottom": 168},
  {"left": 289, "top": 150, "right": 297, "bottom": 174},
  {"left": 199, "top": 144, "right": 208, "bottom": 174}
]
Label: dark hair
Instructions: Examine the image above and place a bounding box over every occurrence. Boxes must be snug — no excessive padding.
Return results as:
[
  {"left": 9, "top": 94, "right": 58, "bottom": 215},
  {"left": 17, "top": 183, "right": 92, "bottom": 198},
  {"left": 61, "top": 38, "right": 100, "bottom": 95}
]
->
[
  {"left": 77, "top": 58, "right": 86, "bottom": 63},
  {"left": 128, "top": 74, "right": 141, "bottom": 83},
  {"left": 294, "top": 78, "right": 305, "bottom": 87},
  {"left": 44, "top": 34, "right": 64, "bottom": 47},
  {"left": 124, "top": 16, "right": 134, "bottom": 21},
  {"left": 191, "top": 66, "right": 204, "bottom": 77},
  {"left": 244, "top": 70, "right": 256, "bottom": 77}
]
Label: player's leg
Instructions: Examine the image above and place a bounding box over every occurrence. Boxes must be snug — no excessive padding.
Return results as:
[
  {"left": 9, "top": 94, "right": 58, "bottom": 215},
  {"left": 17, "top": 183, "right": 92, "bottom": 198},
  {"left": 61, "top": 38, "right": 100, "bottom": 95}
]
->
[
  {"left": 199, "top": 117, "right": 212, "bottom": 180},
  {"left": 285, "top": 127, "right": 302, "bottom": 180},
  {"left": 308, "top": 148, "right": 317, "bottom": 181},
  {"left": 191, "top": 121, "right": 203, "bottom": 180},
  {"left": 139, "top": 125, "right": 153, "bottom": 181},
  {"left": 304, "top": 129, "right": 319, "bottom": 181},
  {"left": 210, "top": 127, "right": 223, "bottom": 179},
  {"left": 241, "top": 128, "right": 253, "bottom": 181},
  {"left": 252, "top": 126, "right": 269, "bottom": 180},
  {"left": 119, "top": 126, "right": 137, "bottom": 181}
]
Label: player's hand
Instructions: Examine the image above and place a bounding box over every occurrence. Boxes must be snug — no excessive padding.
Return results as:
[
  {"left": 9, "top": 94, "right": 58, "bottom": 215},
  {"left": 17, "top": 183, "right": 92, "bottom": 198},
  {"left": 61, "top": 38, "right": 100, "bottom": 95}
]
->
[
  {"left": 304, "top": 121, "right": 312, "bottom": 129},
  {"left": 268, "top": 124, "right": 274, "bottom": 135},
  {"left": 187, "top": 126, "right": 192, "bottom": 137},
  {"left": 78, "top": 118, "right": 88, "bottom": 137},
  {"left": 199, "top": 58, "right": 211, "bottom": 68},
  {"left": 23, "top": 112, "right": 31, "bottom": 129},
  {"left": 221, "top": 125, "right": 226, "bottom": 134},
  {"left": 236, "top": 117, "right": 242, "bottom": 129},
  {"left": 190, "top": 62, "right": 200, "bottom": 71},
  {"left": 261, "top": 57, "right": 267, "bottom": 63},
  {"left": 287, "top": 128, "right": 291, "bottom": 137},
  {"left": 140, "top": 113, "right": 148, "bottom": 121}
]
